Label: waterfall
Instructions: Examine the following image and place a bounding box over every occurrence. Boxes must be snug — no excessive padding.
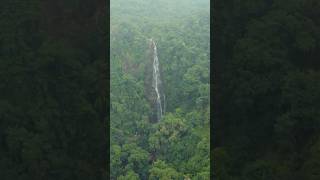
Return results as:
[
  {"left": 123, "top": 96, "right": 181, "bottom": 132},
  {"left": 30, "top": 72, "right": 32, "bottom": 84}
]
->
[
  {"left": 150, "top": 39, "right": 163, "bottom": 121},
  {"left": 163, "top": 94, "right": 166, "bottom": 115}
]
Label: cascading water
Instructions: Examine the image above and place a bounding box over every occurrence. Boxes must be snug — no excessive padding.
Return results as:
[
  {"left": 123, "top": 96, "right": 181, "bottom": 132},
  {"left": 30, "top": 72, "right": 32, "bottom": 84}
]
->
[{"left": 150, "top": 39, "right": 164, "bottom": 121}]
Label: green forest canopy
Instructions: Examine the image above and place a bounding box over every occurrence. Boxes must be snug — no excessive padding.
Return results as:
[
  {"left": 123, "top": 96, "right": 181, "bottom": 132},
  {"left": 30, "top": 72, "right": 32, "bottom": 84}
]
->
[
  {"left": 213, "top": 0, "right": 320, "bottom": 180},
  {"left": 0, "top": 0, "right": 107, "bottom": 179},
  {"left": 110, "top": 0, "right": 210, "bottom": 179}
]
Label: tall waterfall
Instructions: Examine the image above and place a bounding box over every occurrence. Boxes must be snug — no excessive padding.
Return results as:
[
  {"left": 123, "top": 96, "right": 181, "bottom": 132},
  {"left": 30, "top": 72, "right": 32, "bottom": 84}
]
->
[{"left": 150, "top": 39, "right": 163, "bottom": 121}]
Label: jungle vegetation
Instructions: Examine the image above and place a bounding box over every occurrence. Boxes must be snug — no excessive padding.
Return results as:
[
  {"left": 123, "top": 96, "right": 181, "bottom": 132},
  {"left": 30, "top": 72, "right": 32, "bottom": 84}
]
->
[
  {"left": 110, "top": 0, "right": 210, "bottom": 179},
  {"left": 213, "top": 0, "right": 320, "bottom": 180}
]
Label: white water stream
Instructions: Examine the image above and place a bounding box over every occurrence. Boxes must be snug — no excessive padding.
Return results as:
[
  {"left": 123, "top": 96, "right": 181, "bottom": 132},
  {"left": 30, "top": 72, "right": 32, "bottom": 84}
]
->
[{"left": 151, "top": 39, "right": 163, "bottom": 121}]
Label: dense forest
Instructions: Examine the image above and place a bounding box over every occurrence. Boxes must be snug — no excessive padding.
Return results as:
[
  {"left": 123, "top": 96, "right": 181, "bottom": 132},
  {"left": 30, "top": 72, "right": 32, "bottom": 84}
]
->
[
  {"left": 4, "top": 0, "right": 319, "bottom": 179},
  {"left": 213, "top": 0, "right": 320, "bottom": 180},
  {"left": 110, "top": 0, "right": 210, "bottom": 179},
  {"left": 0, "top": 0, "right": 107, "bottom": 179}
]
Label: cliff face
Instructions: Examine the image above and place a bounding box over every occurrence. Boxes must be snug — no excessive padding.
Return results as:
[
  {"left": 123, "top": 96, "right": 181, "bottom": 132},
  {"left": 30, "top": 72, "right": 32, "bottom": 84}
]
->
[{"left": 144, "top": 39, "right": 165, "bottom": 123}]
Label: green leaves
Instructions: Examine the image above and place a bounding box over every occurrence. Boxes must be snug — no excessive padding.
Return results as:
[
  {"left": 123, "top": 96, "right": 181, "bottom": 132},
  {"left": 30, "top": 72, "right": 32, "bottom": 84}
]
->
[
  {"left": 149, "top": 160, "right": 182, "bottom": 180},
  {"left": 110, "top": 0, "right": 209, "bottom": 179},
  {"left": 148, "top": 113, "right": 188, "bottom": 150},
  {"left": 214, "top": 1, "right": 320, "bottom": 179},
  {"left": 111, "top": 143, "right": 149, "bottom": 179},
  {"left": 118, "top": 170, "right": 140, "bottom": 180}
]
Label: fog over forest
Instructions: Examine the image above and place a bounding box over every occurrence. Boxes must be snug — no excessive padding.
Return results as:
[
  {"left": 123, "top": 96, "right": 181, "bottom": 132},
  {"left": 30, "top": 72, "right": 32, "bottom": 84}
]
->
[{"left": 110, "top": 0, "right": 210, "bottom": 179}]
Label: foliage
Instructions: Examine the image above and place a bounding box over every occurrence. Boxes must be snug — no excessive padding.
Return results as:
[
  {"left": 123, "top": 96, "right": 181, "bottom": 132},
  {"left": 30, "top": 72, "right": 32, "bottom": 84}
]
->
[
  {"left": 0, "top": 0, "right": 107, "bottom": 179},
  {"left": 214, "top": 0, "right": 320, "bottom": 179},
  {"left": 110, "top": 0, "right": 210, "bottom": 179}
]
